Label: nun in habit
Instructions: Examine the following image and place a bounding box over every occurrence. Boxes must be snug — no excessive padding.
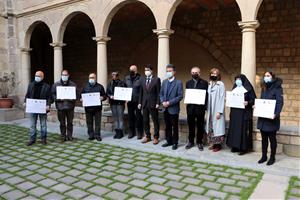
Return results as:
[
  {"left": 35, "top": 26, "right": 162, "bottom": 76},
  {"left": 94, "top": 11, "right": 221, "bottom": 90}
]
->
[{"left": 227, "top": 74, "right": 256, "bottom": 155}]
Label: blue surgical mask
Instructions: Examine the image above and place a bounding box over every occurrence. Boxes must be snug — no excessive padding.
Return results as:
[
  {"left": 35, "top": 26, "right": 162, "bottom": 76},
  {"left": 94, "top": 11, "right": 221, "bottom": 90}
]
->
[
  {"left": 264, "top": 76, "right": 272, "bottom": 83},
  {"left": 89, "top": 79, "right": 95, "bottom": 85},
  {"left": 35, "top": 76, "right": 41, "bottom": 82},
  {"left": 166, "top": 72, "right": 173, "bottom": 79},
  {"left": 61, "top": 75, "right": 69, "bottom": 82},
  {"left": 235, "top": 79, "right": 242, "bottom": 87}
]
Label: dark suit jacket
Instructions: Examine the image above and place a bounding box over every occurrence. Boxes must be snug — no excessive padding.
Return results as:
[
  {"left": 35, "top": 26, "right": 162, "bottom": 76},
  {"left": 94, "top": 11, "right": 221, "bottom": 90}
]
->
[
  {"left": 160, "top": 78, "right": 183, "bottom": 115},
  {"left": 186, "top": 78, "right": 208, "bottom": 115},
  {"left": 139, "top": 75, "right": 161, "bottom": 109}
]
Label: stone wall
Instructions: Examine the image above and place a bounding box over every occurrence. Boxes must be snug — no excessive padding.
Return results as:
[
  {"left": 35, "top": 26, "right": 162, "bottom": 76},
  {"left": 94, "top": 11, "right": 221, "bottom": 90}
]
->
[{"left": 0, "top": 1, "right": 8, "bottom": 73}]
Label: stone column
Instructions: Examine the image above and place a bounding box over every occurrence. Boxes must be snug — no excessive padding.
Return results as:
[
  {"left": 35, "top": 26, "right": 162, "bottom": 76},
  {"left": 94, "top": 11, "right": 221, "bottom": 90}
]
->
[
  {"left": 153, "top": 29, "right": 174, "bottom": 80},
  {"left": 238, "top": 20, "right": 260, "bottom": 85},
  {"left": 93, "top": 36, "right": 111, "bottom": 89},
  {"left": 50, "top": 42, "right": 66, "bottom": 82},
  {"left": 20, "top": 48, "right": 32, "bottom": 95}
]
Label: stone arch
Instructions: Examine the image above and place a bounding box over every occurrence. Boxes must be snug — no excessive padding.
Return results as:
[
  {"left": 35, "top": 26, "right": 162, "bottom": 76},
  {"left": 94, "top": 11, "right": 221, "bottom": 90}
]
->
[
  {"left": 24, "top": 20, "right": 52, "bottom": 49},
  {"left": 99, "top": 0, "right": 157, "bottom": 36},
  {"left": 165, "top": 0, "right": 242, "bottom": 30},
  {"left": 56, "top": 9, "right": 96, "bottom": 43}
]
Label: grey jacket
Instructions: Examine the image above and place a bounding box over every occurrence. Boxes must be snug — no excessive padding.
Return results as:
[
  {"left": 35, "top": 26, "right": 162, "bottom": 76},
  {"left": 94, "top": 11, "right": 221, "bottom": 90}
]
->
[{"left": 51, "top": 79, "right": 79, "bottom": 110}]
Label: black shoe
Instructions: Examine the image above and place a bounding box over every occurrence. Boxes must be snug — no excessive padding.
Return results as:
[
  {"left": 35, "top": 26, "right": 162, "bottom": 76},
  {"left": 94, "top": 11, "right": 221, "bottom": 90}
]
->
[
  {"left": 67, "top": 136, "right": 74, "bottom": 141},
  {"left": 266, "top": 157, "right": 275, "bottom": 166},
  {"left": 95, "top": 137, "right": 102, "bottom": 141},
  {"left": 27, "top": 140, "right": 35, "bottom": 146},
  {"left": 117, "top": 130, "right": 124, "bottom": 139},
  {"left": 197, "top": 143, "right": 204, "bottom": 151},
  {"left": 172, "top": 144, "right": 178, "bottom": 150},
  {"left": 88, "top": 137, "right": 95, "bottom": 141},
  {"left": 41, "top": 139, "right": 47, "bottom": 145},
  {"left": 137, "top": 134, "right": 143, "bottom": 140},
  {"left": 231, "top": 148, "right": 239, "bottom": 153},
  {"left": 238, "top": 151, "right": 246, "bottom": 156},
  {"left": 128, "top": 133, "right": 135, "bottom": 139},
  {"left": 258, "top": 156, "right": 268, "bottom": 164},
  {"left": 113, "top": 129, "right": 118, "bottom": 139},
  {"left": 185, "top": 143, "right": 194, "bottom": 150},
  {"left": 162, "top": 143, "right": 172, "bottom": 147}
]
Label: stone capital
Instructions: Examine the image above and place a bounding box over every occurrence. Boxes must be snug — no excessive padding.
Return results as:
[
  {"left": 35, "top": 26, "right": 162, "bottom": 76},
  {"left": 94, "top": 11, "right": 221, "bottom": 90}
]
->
[
  {"left": 238, "top": 20, "right": 260, "bottom": 33},
  {"left": 153, "top": 29, "right": 174, "bottom": 38},
  {"left": 50, "top": 42, "right": 66, "bottom": 49},
  {"left": 93, "top": 36, "right": 111, "bottom": 44}
]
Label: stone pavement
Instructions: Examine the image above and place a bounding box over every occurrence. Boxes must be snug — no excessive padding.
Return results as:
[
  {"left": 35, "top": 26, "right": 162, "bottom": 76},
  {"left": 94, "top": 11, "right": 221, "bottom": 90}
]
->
[{"left": 0, "top": 118, "right": 300, "bottom": 200}]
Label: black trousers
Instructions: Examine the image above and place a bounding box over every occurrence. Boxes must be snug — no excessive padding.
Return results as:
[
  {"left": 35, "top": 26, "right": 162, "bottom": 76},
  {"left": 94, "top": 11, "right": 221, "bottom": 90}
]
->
[
  {"left": 164, "top": 111, "right": 179, "bottom": 145},
  {"left": 261, "top": 131, "right": 277, "bottom": 158},
  {"left": 187, "top": 113, "right": 205, "bottom": 144},
  {"left": 57, "top": 109, "right": 74, "bottom": 139},
  {"left": 143, "top": 107, "right": 159, "bottom": 139},
  {"left": 86, "top": 110, "right": 102, "bottom": 138},
  {"left": 127, "top": 102, "right": 143, "bottom": 136}
]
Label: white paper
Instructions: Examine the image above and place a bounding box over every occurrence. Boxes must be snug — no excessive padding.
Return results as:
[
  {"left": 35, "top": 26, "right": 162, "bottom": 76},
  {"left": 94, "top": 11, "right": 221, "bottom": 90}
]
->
[
  {"left": 57, "top": 86, "right": 76, "bottom": 100},
  {"left": 114, "top": 87, "right": 132, "bottom": 101},
  {"left": 226, "top": 91, "right": 245, "bottom": 109},
  {"left": 82, "top": 92, "right": 101, "bottom": 107},
  {"left": 184, "top": 89, "right": 206, "bottom": 105},
  {"left": 232, "top": 86, "right": 247, "bottom": 94},
  {"left": 253, "top": 99, "right": 276, "bottom": 119},
  {"left": 25, "top": 98, "right": 47, "bottom": 114}
]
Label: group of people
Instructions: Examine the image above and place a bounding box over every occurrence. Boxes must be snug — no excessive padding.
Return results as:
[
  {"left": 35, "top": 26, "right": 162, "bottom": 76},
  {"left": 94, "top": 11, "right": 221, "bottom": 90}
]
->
[{"left": 24, "top": 64, "right": 283, "bottom": 166}]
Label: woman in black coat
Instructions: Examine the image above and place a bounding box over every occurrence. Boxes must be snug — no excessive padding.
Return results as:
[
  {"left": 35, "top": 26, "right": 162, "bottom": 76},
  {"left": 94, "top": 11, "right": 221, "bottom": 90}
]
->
[
  {"left": 257, "top": 71, "right": 284, "bottom": 166},
  {"left": 227, "top": 74, "right": 256, "bottom": 155}
]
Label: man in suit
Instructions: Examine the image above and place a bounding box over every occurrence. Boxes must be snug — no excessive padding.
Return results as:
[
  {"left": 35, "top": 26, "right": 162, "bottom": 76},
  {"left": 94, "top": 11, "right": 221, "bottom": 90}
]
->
[
  {"left": 138, "top": 64, "right": 161, "bottom": 145},
  {"left": 185, "top": 67, "right": 208, "bottom": 151},
  {"left": 160, "top": 64, "right": 183, "bottom": 150}
]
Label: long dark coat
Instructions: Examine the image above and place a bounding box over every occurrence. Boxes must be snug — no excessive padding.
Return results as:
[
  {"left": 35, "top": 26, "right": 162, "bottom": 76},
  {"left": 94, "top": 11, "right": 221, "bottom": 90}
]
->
[{"left": 227, "top": 74, "right": 256, "bottom": 151}]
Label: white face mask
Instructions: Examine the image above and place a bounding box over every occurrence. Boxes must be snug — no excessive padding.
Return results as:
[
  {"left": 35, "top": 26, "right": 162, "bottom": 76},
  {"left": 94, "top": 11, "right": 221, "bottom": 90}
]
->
[
  {"left": 166, "top": 71, "right": 173, "bottom": 79},
  {"left": 61, "top": 75, "right": 69, "bottom": 82},
  {"left": 145, "top": 71, "right": 151, "bottom": 77}
]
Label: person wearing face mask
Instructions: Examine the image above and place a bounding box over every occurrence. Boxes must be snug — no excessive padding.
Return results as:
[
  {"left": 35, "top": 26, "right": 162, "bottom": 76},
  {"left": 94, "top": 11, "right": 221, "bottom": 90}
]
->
[
  {"left": 185, "top": 67, "right": 208, "bottom": 151},
  {"left": 124, "top": 65, "right": 143, "bottom": 139},
  {"left": 106, "top": 71, "right": 126, "bottom": 139},
  {"left": 227, "top": 74, "right": 256, "bottom": 155},
  {"left": 51, "top": 69, "right": 79, "bottom": 143},
  {"left": 81, "top": 73, "right": 107, "bottom": 141},
  {"left": 205, "top": 68, "right": 226, "bottom": 152},
  {"left": 138, "top": 64, "right": 161, "bottom": 145},
  {"left": 257, "top": 71, "right": 283, "bottom": 166},
  {"left": 160, "top": 64, "right": 183, "bottom": 150},
  {"left": 24, "top": 71, "right": 52, "bottom": 146}
]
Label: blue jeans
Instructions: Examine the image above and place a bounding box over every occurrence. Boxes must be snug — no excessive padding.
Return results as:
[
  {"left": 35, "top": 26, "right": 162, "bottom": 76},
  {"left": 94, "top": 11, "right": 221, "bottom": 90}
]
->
[{"left": 29, "top": 113, "right": 47, "bottom": 141}]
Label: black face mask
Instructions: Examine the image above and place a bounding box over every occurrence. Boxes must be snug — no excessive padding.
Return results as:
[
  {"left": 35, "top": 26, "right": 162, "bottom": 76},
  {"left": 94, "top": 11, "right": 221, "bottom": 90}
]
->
[
  {"left": 129, "top": 71, "right": 135, "bottom": 77},
  {"left": 210, "top": 75, "right": 218, "bottom": 81},
  {"left": 192, "top": 74, "right": 199, "bottom": 79}
]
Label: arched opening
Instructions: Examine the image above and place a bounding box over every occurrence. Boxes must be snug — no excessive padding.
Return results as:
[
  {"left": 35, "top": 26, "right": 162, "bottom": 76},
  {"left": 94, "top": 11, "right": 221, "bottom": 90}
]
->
[
  {"left": 170, "top": 0, "right": 240, "bottom": 88},
  {"left": 62, "top": 13, "right": 96, "bottom": 90},
  {"left": 107, "top": 2, "right": 157, "bottom": 79},
  {"left": 30, "top": 22, "right": 53, "bottom": 84}
]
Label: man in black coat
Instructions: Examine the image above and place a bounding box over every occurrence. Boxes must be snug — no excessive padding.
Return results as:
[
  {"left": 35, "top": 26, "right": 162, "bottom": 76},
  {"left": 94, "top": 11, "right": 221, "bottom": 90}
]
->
[
  {"left": 51, "top": 70, "right": 79, "bottom": 142},
  {"left": 81, "top": 73, "right": 107, "bottom": 141},
  {"left": 185, "top": 67, "right": 208, "bottom": 151},
  {"left": 24, "top": 71, "right": 52, "bottom": 146},
  {"left": 138, "top": 64, "right": 161, "bottom": 145},
  {"left": 124, "top": 65, "right": 143, "bottom": 139}
]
